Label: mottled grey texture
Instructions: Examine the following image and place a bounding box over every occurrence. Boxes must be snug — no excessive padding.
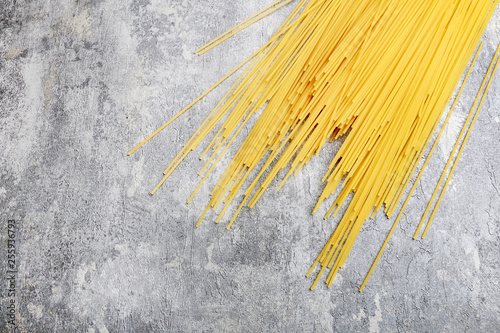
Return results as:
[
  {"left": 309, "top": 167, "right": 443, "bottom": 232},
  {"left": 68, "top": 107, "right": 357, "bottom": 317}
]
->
[{"left": 1, "top": 0, "right": 499, "bottom": 332}]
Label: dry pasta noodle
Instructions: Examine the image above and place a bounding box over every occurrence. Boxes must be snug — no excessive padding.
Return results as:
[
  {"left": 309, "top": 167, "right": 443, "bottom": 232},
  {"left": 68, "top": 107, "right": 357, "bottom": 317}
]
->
[
  {"left": 129, "top": 0, "right": 500, "bottom": 290},
  {"left": 415, "top": 42, "right": 500, "bottom": 239},
  {"left": 420, "top": 43, "right": 500, "bottom": 239}
]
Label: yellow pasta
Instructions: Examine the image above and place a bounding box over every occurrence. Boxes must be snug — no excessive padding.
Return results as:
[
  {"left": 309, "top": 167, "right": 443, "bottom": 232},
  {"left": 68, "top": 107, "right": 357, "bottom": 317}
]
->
[
  {"left": 360, "top": 42, "right": 484, "bottom": 292},
  {"left": 129, "top": 0, "right": 500, "bottom": 290}
]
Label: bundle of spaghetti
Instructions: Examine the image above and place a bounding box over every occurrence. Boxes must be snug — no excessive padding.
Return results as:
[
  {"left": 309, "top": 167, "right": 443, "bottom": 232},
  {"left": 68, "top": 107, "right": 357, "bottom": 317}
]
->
[{"left": 129, "top": 0, "right": 499, "bottom": 289}]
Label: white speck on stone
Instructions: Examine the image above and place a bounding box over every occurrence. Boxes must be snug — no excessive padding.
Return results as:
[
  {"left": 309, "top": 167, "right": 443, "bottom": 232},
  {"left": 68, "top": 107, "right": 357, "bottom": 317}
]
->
[
  {"left": 463, "top": 237, "right": 480, "bottom": 271},
  {"left": 51, "top": 285, "right": 63, "bottom": 303},
  {"left": 439, "top": 114, "right": 464, "bottom": 160},
  {"left": 369, "top": 293, "right": 383, "bottom": 333},
  {"left": 14, "top": 56, "right": 44, "bottom": 169},
  {"left": 495, "top": 116, "right": 500, "bottom": 123},
  {"left": 334, "top": 272, "right": 343, "bottom": 285},
  {"left": 2, "top": 44, "right": 24, "bottom": 60},
  {"left": 72, "top": 8, "right": 93, "bottom": 38},
  {"left": 182, "top": 44, "right": 193, "bottom": 61},
  {"left": 87, "top": 328, "right": 95, "bottom": 333},
  {"left": 137, "top": 242, "right": 158, "bottom": 258},
  {"left": 114, "top": 243, "right": 130, "bottom": 255},
  {"left": 27, "top": 303, "right": 44, "bottom": 319},
  {"left": 127, "top": 156, "right": 145, "bottom": 197},
  {"left": 205, "top": 243, "right": 219, "bottom": 272},
  {"left": 55, "top": 8, "right": 93, "bottom": 39},
  {"left": 98, "top": 324, "right": 109, "bottom": 333},
  {"left": 165, "top": 256, "right": 184, "bottom": 269},
  {"left": 353, "top": 308, "right": 366, "bottom": 321},
  {"left": 149, "top": 0, "right": 181, "bottom": 32},
  {"left": 437, "top": 269, "right": 450, "bottom": 281},
  {"left": 472, "top": 248, "right": 481, "bottom": 271},
  {"left": 75, "top": 262, "right": 96, "bottom": 286}
]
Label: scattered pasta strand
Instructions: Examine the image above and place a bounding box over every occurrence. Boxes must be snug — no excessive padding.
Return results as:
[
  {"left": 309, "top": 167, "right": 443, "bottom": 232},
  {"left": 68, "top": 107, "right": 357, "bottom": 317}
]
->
[
  {"left": 196, "top": 0, "right": 297, "bottom": 56},
  {"left": 413, "top": 42, "right": 500, "bottom": 238},
  {"left": 420, "top": 43, "right": 500, "bottom": 239}
]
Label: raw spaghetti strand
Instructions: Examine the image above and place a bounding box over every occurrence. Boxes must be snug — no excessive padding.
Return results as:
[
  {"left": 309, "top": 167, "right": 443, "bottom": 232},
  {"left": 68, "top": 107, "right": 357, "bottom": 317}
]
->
[
  {"left": 414, "top": 40, "right": 500, "bottom": 239},
  {"left": 421, "top": 43, "right": 500, "bottom": 239},
  {"left": 194, "top": 0, "right": 287, "bottom": 54}
]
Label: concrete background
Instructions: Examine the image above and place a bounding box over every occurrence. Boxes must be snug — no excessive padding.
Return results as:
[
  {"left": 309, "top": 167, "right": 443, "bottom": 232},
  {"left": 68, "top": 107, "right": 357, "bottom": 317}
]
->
[{"left": 1, "top": 0, "right": 499, "bottom": 331}]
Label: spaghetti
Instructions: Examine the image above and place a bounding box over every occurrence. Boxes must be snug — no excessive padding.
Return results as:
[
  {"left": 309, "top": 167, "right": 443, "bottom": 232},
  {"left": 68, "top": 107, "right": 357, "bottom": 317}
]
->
[{"left": 129, "top": 0, "right": 500, "bottom": 290}]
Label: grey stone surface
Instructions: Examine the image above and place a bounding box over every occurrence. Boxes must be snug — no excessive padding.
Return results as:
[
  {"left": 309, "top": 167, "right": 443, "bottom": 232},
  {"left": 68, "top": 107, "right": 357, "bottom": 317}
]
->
[{"left": 1, "top": 0, "right": 499, "bottom": 332}]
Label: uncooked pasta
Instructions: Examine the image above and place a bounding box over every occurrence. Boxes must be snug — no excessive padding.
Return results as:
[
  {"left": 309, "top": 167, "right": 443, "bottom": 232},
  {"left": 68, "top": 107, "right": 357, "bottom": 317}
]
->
[{"left": 129, "top": 0, "right": 500, "bottom": 290}]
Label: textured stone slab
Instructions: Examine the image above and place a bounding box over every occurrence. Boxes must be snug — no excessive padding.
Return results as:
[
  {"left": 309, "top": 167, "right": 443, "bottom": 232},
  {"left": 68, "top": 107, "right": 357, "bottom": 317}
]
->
[{"left": 1, "top": 1, "right": 499, "bottom": 331}]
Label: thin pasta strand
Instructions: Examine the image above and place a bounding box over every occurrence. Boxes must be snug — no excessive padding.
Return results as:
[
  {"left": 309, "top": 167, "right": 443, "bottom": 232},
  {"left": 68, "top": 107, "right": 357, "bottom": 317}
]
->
[
  {"left": 421, "top": 45, "right": 500, "bottom": 238},
  {"left": 414, "top": 40, "right": 500, "bottom": 239}
]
